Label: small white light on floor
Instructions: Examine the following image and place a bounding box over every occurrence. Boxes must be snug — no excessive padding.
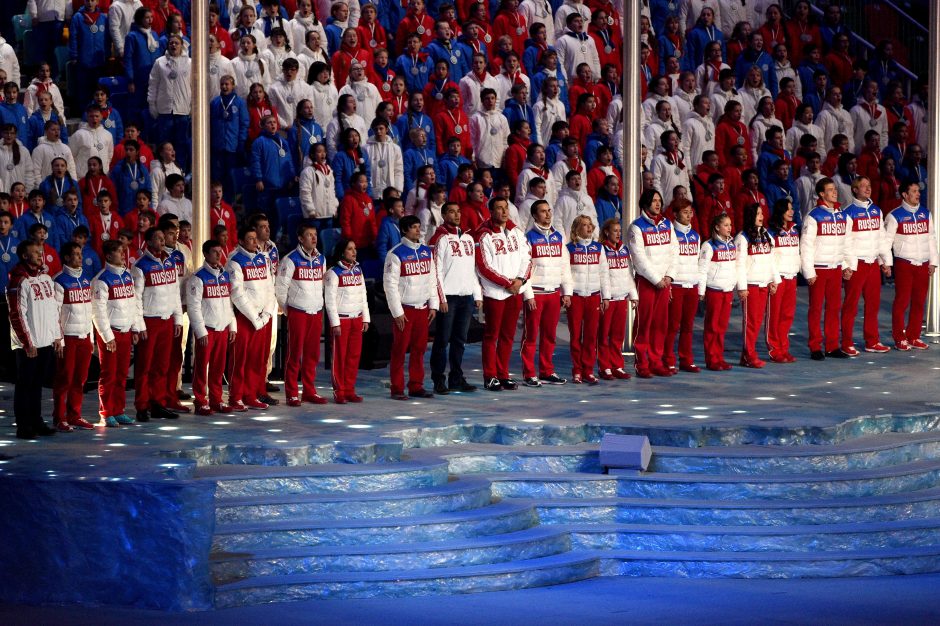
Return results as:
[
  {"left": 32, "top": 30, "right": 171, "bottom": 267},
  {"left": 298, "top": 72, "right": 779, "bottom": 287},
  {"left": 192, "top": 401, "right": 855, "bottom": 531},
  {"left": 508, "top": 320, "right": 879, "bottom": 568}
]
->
[
  {"left": 267, "top": 429, "right": 282, "bottom": 433},
  {"left": 85, "top": 455, "right": 101, "bottom": 459},
  {"left": 347, "top": 424, "right": 372, "bottom": 429},
  {"left": 690, "top": 415, "right": 709, "bottom": 419},
  {"left": 522, "top": 418, "right": 544, "bottom": 423},
  {"left": 393, "top": 415, "right": 417, "bottom": 420},
  {"left": 107, "top": 442, "right": 126, "bottom": 447},
  {"left": 159, "top": 463, "right": 181, "bottom": 468},
  {"left": 692, "top": 406, "right": 709, "bottom": 410},
  {"left": 659, "top": 404, "right": 674, "bottom": 408},
  {"left": 788, "top": 394, "right": 797, "bottom": 397},
  {"left": 656, "top": 410, "right": 678, "bottom": 415},
  {"left": 158, "top": 426, "right": 179, "bottom": 431},
  {"left": 251, "top": 416, "right": 279, "bottom": 422},
  {"left": 210, "top": 421, "right": 232, "bottom": 425},
  {"left": 882, "top": 391, "right": 891, "bottom": 395},
  {"left": 852, "top": 386, "right": 862, "bottom": 390},
  {"left": 732, "top": 410, "right": 747, "bottom": 414},
  {"left": 754, "top": 396, "right": 775, "bottom": 401},
  {"left": 179, "top": 435, "right": 203, "bottom": 440},
  {"left": 630, "top": 399, "right": 639, "bottom": 403},
  {"left": 275, "top": 440, "right": 289, "bottom": 443},
  {"left": 579, "top": 399, "right": 590, "bottom": 403},
  {"left": 320, "top": 418, "right": 344, "bottom": 423}
]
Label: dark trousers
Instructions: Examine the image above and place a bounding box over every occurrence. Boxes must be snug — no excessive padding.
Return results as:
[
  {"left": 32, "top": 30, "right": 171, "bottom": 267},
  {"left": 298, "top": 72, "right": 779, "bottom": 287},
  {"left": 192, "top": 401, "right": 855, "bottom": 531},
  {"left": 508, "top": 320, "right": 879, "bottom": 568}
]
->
[
  {"left": 14, "top": 346, "right": 53, "bottom": 435},
  {"left": 155, "top": 114, "right": 193, "bottom": 170},
  {"left": 0, "top": 302, "right": 15, "bottom": 382},
  {"left": 431, "top": 294, "right": 474, "bottom": 386},
  {"left": 211, "top": 149, "right": 239, "bottom": 203}
]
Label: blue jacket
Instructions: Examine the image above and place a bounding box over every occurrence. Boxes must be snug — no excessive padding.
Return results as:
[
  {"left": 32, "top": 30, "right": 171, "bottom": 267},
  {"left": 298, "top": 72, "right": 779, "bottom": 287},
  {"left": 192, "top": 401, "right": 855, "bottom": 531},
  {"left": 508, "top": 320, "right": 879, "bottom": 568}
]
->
[
  {"left": 584, "top": 133, "right": 609, "bottom": 170},
  {"left": 658, "top": 34, "right": 688, "bottom": 73},
  {"left": 82, "top": 105, "right": 123, "bottom": 147},
  {"left": 503, "top": 99, "right": 538, "bottom": 144},
  {"left": 26, "top": 110, "right": 69, "bottom": 151},
  {"left": 109, "top": 160, "right": 152, "bottom": 216},
  {"left": 393, "top": 54, "right": 434, "bottom": 95},
  {"left": 0, "top": 232, "right": 20, "bottom": 291},
  {"left": 69, "top": 8, "right": 111, "bottom": 68},
  {"left": 0, "top": 103, "right": 30, "bottom": 142},
  {"left": 522, "top": 40, "right": 556, "bottom": 78},
  {"left": 324, "top": 21, "right": 345, "bottom": 57},
  {"left": 425, "top": 39, "right": 471, "bottom": 82},
  {"left": 12, "top": 211, "right": 57, "bottom": 243},
  {"left": 52, "top": 208, "right": 90, "bottom": 251},
  {"left": 395, "top": 111, "right": 436, "bottom": 154},
  {"left": 124, "top": 25, "right": 163, "bottom": 86},
  {"left": 594, "top": 191, "right": 622, "bottom": 225},
  {"left": 763, "top": 174, "right": 798, "bottom": 212},
  {"left": 648, "top": 0, "right": 681, "bottom": 35},
  {"left": 81, "top": 243, "right": 102, "bottom": 279},
  {"left": 756, "top": 143, "right": 793, "bottom": 188},
  {"left": 686, "top": 25, "right": 726, "bottom": 71},
  {"left": 546, "top": 138, "right": 565, "bottom": 169},
  {"left": 435, "top": 153, "right": 471, "bottom": 191},
  {"left": 284, "top": 118, "right": 325, "bottom": 171},
  {"left": 39, "top": 175, "right": 82, "bottom": 216},
  {"left": 376, "top": 216, "right": 400, "bottom": 261},
  {"left": 402, "top": 147, "right": 436, "bottom": 195},
  {"left": 797, "top": 61, "right": 827, "bottom": 100},
  {"left": 210, "top": 93, "right": 250, "bottom": 153},
  {"left": 331, "top": 148, "right": 372, "bottom": 200},
  {"left": 734, "top": 50, "right": 778, "bottom": 98},
  {"left": 250, "top": 131, "right": 297, "bottom": 189},
  {"left": 377, "top": 0, "right": 408, "bottom": 36},
  {"left": 530, "top": 66, "right": 569, "bottom": 114}
]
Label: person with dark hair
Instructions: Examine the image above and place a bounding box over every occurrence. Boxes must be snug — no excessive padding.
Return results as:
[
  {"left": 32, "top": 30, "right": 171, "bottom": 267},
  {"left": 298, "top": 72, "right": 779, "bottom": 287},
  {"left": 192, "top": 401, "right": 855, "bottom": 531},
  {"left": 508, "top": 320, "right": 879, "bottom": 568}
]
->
[
  {"left": 697, "top": 212, "right": 740, "bottom": 371},
  {"left": 664, "top": 199, "right": 700, "bottom": 374},
  {"left": 767, "top": 198, "right": 801, "bottom": 363},
  {"left": 27, "top": 222, "right": 62, "bottom": 277},
  {"left": 123, "top": 7, "right": 163, "bottom": 116},
  {"left": 383, "top": 214, "right": 438, "bottom": 400},
  {"left": 325, "top": 237, "right": 370, "bottom": 403},
  {"left": 339, "top": 171, "right": 378, "bottom": 252},
  {"left": 735, "top": 202, "right": 780, "bottom": 368}
]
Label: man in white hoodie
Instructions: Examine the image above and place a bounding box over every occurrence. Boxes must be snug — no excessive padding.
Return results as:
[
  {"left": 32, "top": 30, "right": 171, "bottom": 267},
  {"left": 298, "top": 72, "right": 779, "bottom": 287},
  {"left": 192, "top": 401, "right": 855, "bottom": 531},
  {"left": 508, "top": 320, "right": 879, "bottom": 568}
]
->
[
  {"left": 108, "top": 0, "right": 143, "bottom": 57},
  {"left": 816, "top": 87, "right": 855, "bottom": 155},
  {"left": 32, "top": 119, "right": 77, "bottom": 179},
  {"left": 269, "top": 58, "right": 314, "bottom": 129},
  {"left": 469, "top": 88, "right": 509, "bottom": 171},
  {"left": 554, "top": 170, "right": 598, "bottom": 236},
  {"left": 70, "top": 105, "right": 114, "bottom": 178}
]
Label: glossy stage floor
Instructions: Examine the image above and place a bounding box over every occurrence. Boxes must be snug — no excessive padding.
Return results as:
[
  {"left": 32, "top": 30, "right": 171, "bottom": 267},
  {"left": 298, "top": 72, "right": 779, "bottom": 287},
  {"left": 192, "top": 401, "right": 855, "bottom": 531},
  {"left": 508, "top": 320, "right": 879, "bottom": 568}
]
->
[{"left": 2, "top": 294, "right": 940, "bottom": 624}]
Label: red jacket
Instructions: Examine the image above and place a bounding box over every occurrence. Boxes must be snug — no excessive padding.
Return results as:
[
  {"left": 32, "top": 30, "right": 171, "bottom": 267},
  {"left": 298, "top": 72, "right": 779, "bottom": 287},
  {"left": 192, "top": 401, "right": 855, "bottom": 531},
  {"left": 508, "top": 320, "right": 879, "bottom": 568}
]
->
[
  {"left": 824, "top": 51, "right": 854, "bottom": 91},
  {"left": 210, "top": 200, "right": 238, "bottom": 239},
  {"left": 877, "top": 176, "right": 902, "bottom": 213},
  {"left": 460, "top": 199, "right": 489, "bottom": 233},
  {"left": 434, "top": 107, "right": 472, "bottom": 157},
  {"left": 422, "top": 78, "right": 460, "bottom": 120},
  {"left": 733, "top": 188, "right": 769, "bottom": 232},
  {"left": 715, "top": 118, "right": 752, "bottom": 167},
  {"left": 340, "top": 190, "right": 378, "bottom": 250},
  {"left": 395, "top": 11, "right": 435, "bottom": 52},
  {"left": 210, "top": 23, "right": 235, "bottom": 58},
  {"left": 492, "top": 10, "right": 528, "bottom": 55},
  {"left": 41, "top": 243, "right": 62, "bottom": 276},
  {"left": 87, "top": 212, "right": 124, "bottom": 260},
  {"left": 79, "top": 175, "right": 119, "bottom": 220},
  {"left": 857, "top": 147, "right": 882, "bottom": 188},
  {"left": 111, "top": 139, "right": 155, "bottom": 171},
  {"left": 331, "top": 46, "right": 377, "bottom": 90},
  {"left": 502, "top": 135, "right": 531, "bottom": 193},
  {"left": 589, "top": 26, "right": 621, "bottom": 74},
  {"left": 774, "top": 94, "right": 800, "bottom": 131},
  {"left": 569, "top": 79, "right": 612, "bottom": 121},
  {"left": 356, "top": 21, "right": 388, "bottom": 55},
  {"left": 784, "top": 20, "right": 822, "bottom": 66},
  {"left": 697, "top": 193, "right": 734, "bottom": 233},
  {"left": 586, "top": 165, "right": 621, "bottom": 201}
]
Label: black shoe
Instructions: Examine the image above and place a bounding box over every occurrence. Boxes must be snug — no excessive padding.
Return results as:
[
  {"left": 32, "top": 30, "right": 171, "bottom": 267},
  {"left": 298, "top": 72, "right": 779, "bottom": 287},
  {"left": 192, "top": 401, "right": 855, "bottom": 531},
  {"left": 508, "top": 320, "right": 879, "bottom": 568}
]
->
[
  {"left": 258, "top": 394, "right": 279, "bottom": 406},
  {"left": 176, "top": 390, "right": 192, "bottom": 401},
  {"left": 524, "top": 377, "right": 542, "bottom": 387},
  {"left": 266, "top": 382, "right": 280, "bottom": 393},
  {"left": 826, "top": 349, "right": 849, "bottom": 359},
  {"left": 449, "top": 379, "right": 477, "bottom": 392},
  {"left": 408, "top": 389, "right": 434, "bottom": 399},
  {"left": 810, "top": 351, "right": 826, "bottom": 361},
  {"left": 136, "top": 409, "right": 151, "bottom": 423},
  {"left": 153, "top": 406, "right": 179, "bottom": 420},
  {"left": 34, "top": 422, "right": 56, "bottom": 436},
  {"left": 484, "top": 377, "right": 502, "bottom": 391},
  {"left": 16, "top": 429, "right": 37, "bottom": 440},
  {"left": 433, "top": 381, "right": 450, "bottom": 395},
  {"left": 539, "top": 373, "right": 567, "bottom": 385},
  {"left": 499, "top": 378, "right": 518, "bottom": 390}
]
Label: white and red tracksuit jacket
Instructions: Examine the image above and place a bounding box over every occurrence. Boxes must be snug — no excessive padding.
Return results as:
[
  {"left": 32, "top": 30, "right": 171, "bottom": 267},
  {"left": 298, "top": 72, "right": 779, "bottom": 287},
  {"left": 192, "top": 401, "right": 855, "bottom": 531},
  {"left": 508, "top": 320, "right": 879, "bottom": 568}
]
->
[
  {"left": 627, "top": 211, "right": 678, "bottom": 285},
  {"left": 186, "top": 263, "right": 237, "bottom": 339},
  {"left": 383, "top": 237, "right": 440, "bottom": 318},
  {"left": 735, "top": 230, "right": 781, "bottom": 288},
  {"left": 474, "top": 218, "right": 532, "bottom": 300},
  {"left": 54, "top": 265, "right": 93, "bottom": 338},
  {"left": 602, "top": 240, "right": 638, "bottom": 300},
  {"left": 226, "top": 245, "right": 274, "bottom": 329},
  {"left": 697, "top": 236, "right": 739, "bottom": 295},
  {"left": 275, "top": 246, "right": 326, "bottom": 314},
  {"left": 800, "top": 203, "right": 847, "bottom": 280},
  {"left": 132, "top": 249, "right": 184, "bottom": 322},
  {"left": 566, "top": 238, "right": 611, "bottom": 298},
  {"left": 522, "top": 224, "right": 572, "bottom": 298},
  {"left": 671, "top": 222, "right": 701, "bottom": 287},
  {"left": 91, "top": 263, "right": 144, "bottom": 342},
  {"left": 7, "top": 263, "right": 61, "bottom": 351},
  {"left": 843, "top": 198, "right": 887, "bottom": 271},
  {"left": 881, "top": 201, "right": 940, "bottom": 268},
  {"left": 769, "top": 222, "right": 801, "bottom": 278},
  {"left": 429, "top": 224, "right": 483, "bottom": 301},
  {"left": 324, "top": 261, "right": 370, "bottom": 327}
]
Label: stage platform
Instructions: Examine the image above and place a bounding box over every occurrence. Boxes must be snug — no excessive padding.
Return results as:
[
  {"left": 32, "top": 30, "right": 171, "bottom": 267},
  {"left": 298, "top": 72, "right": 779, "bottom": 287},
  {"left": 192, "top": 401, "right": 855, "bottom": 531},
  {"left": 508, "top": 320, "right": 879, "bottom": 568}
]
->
[{"left": 1, "top": 294, "right": 940, "bottom": 616}]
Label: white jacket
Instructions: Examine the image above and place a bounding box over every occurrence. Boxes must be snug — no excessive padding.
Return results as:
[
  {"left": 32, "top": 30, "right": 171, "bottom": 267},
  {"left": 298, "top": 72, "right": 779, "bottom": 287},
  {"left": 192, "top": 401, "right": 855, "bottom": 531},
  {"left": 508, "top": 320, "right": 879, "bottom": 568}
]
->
[
  {"left": 602, "top": 240, "right": 638, "bottom": 301},
  {"left": 23, "top": 81, "right": 65, "bottom": 117},
  {"left": 698, "top": 236, "right": 739, "bottom": 295},
  {"left": 0, "top": 142, "right": 38, "bottom": 192},
  {"left": 231, "top": 53, "right": 270, "bottom": 99},
  {"left": 494, "top": 74, "right": 532, "bottom": 115},
  {"left": 532, "top": 96, "right": 566, "bottom": 150},
  {"left": 289, "top": 14, "right": 327, "bottom": 54},
  {"left": 770, "top": 223, "right": 801, "bottom": 278},
  {"left": 297, "top": 45, "right": 329, "bottom": 84},
  {"left": 108, "top": 0, "right": 142, "bottom": 56},
  {"left": 881, "top": 202, "right": 940, "bottom": 268},
  {"left": 650, "top": 151, "right": 691, "bottom": 206},
  {"left": 324, "top": 113, "right": 368, "bottom": 160},
  {"left": 269, "top": 77, "right": 314, "bottom": 128},
  {"left": 298, "top": 164, "right": 339, "bottom": 219},
  {"left": 70, "top": 124, "right": 114, "bottom": 178},
  {"left": 843, "top": 198, "right": 887, "bottom": 270},
  {"left": 311, "top": 81, "right": 339, "bottom": 128},
  {"left": 429, "top": 224, "right": 482, "bottom": 299},
  {"left": 469, "top": 109, "right": 510, "bottom": 169},
  {"left": 749, "top": 115, "right": 783, "bottom": 163},
  {"left": 132, "top": 249, "right": 183, "bottom": 322},
  {"left": 671, "top": 89, "right": 698, "bottom": 124},
  {"left": 383, "top": 238, "right": 439, "bottom": 317},
  {"left": 554, "top": 187, "right": 598, "bottom": 236},
  {"left": 459, "top": 72, "right": 500, "bottom": 117},
  {"left": 795, "top": 169, "right": 825, "bottom": 217},
  {"left": 553, "top": 1, "right": 592, "bottom": 39},
  {"left": 785, "top": 121, "right": 824, "bottom": 155},
  {"left": 550, "top": 158, "right": 585, "bottom": 199},
  {"left": 849, "top": 102, "right": 889, "bottom": 153},
  {"left": 324, "top": 261, "right": 370, "bottom": 326},
  {"left": 522, "top": 225, "right": 572, "bottom": 297},
  {"left": 555, "top": 31, "right": 601, "bottom": 79},
  {"left": 475, "top": 220, "right": 532, "bottom": 300},
  {"left": 364, "top": 136, "right": 404, "bottom": 194},
  {"left": 91, "top": 262, "right": 144, "bottom": 343},
  {"left": 260, "top": 46, "right": 297, "bottom": 79},
  {"left": 54, "top": 265, "right": 93, "bottom": 338},
  {"left": 150, "top": 160, "right": 183, "bottom": 208},
  {"left": 627, "top": 212, "right": 679, "bottom": 286},
  {"left": 27, "top": 0, "right": 71, "bottom": 22},
  {"left": 0, "top": 37, "right": 20, "bottom": 87},
  {"left": 516, "top": 163, "right": 558, "bottom": 210},
  {"left": 339, "top": 80, "right": 382, "bottom": 128},
  {"left": 816, "top": 102, "right": 855, "bottom": 153},
  {"left": 226, "top": 245, "right": 274, "bottom": 328},
  {"left": 32, "top": 136, "right": 76, "bottom": 179},
  {"left": 681, "top": 112, "right": 716, "bottom": 170},
  {"left": 275, "top": 246, "right": 326, "bottom": 314},
  {"left": 148, "top": 54, "right": 192, "bottom": 117},
  {"left": 735, "top": 230, "right": 780, "bottom": 288},
  {"left": 521, "top": 0, "right": 556, "bottom": 45},
  {"left": 800, "top": 204, "right": 848, "bottom": 280},
  {"left": 672, "top": 222, "right": 701, "bottom": 287},
  {"left": 8, "top": 266, "right": 61, "bottom": 350},
  {"left": 208, "top": 52, "right": 236, "bottom": 101},
  {"left": 186, "top": 263, "right": 237, "bottom": 338},
  {"left": 567, "top": 239, "right": 610, "bottom": 298},
  {"left": 419, "top": 202, "right": 444, "bottom": 243}
]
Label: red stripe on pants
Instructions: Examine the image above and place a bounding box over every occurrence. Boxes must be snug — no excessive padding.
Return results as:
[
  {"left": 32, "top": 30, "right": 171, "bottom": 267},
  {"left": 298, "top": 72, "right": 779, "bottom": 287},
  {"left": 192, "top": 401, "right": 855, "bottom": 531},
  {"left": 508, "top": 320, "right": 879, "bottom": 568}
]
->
[
  {"left": 193, "top": 328, "right": 229, "bottom": 407},
  {"left": 520, "top": 291, "right": 561, "bottom": 378},
  {"left": 230, "top": 312, "right": 271, "bottom": 403},
  {"left": 97, "top": 330, "right": 133, "bottom": 419},
  {"left": 53, "top": 335, "right": 93, "bottom": 423},
  {"left": 482, "top": 295, "right": 522, "bottom": 380},
  {"left": 598, "top": 298, "right": 628, "bottom": 371},
  {"left": 568, "top": 293, "right": 601, "bottom": 377},
  {"left": 841, "top": 260, "right": 882, "bottom": 349},
  {"left": 742, "top": 285, "right": 769, "bottom": 362},
  {"left": 703, "top": 289, "right": 732, "bottom": 367},
  {"left": 767, "top": 276, "right": 796, "bottom": 358},
  {"left": 391, "top": 306, "right": 430, "bottom": 394},
  {"left": 134, "top": 317, "right": 174, "bottom": 410},
  {"left": 633, "top": 276, "right": 670, "bottom": 373},
  {"left": 285, "top": 308, "right": 323, "bottom": 398},
  {"left": 331, "top": 316, "right": 363, "bottom": 396},
  {"left": 167, "top": 316, "right": 186, "bottom": 401},
  {"left": 664, "top": 284, "right": 698, "bottom": 368},
  {"left": 807, "top": 267, "right": 842, "bottom": 352},
  {"left": 892, "top": 259, "right": 930, "bottom": 343}
]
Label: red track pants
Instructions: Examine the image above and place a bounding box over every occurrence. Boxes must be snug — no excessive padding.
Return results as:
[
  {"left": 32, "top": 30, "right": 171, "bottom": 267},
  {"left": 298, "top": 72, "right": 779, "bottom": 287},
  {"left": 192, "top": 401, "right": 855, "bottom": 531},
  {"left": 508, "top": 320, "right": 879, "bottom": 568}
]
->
[
  {"left": 841, "top": 260, "right": 882, "bottom": 349},
  {"left": 53, "top": 335, "right": 93, "bottom": 424},
  {"left": 331, "top": 316, "right": 363, "bottom": 397},
  {"left": 520, "top": 291, "right": 561, "bottom": 378},
  {"left": 167, "top": 314, "right": 187, "bottom": 400},
  {"left": 230, "top": 312, "right": 271, "bottom": 403},
  {"left": 390, "top": 306, "right": 430, "bottom": 395},
  {"left": 482, "top": 295, "right": 522, "bottom": 380},
  {"left": 598, "top": 298, "right": 628, "bottom": 372},
  {"left": 807, "top": 268, "right": 842, "bottom": 352},
  {"left": 742, "top": 285, "right": 769, "bottom": 362},
  {"left": 285, "top": 308, "right": 323, "bottom": 398},
  {"left": 664, "top": 285, "right": 698, "bottom": 368},
  {"left": 97, "top": 330, "right": 133, "bottom": 419},
  {"left": 703, "top": 289, "right": 733, "bottom": 368},
  {"left": 767, "top": 277, "right": 796, "bottom": 359},
  {"left": 568, "top": 293, "right": 601, "bottom": 377},
  {"left": 892, "top": 259, "right": 930, "bottom": 343},
  {"left": 634, "top": 276, "right": 670, "bottom": 374},
  {"left": 135, "top": 317, "right": 174, "bottom": 410},
  {"left": 192, "top": 329, "right": 229, "bottom": 407}
]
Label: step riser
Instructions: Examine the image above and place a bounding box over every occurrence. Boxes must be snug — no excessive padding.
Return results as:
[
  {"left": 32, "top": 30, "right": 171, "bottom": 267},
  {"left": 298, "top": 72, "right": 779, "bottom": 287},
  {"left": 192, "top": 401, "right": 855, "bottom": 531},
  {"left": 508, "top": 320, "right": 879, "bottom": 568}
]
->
[
  {"left": 211, "top": 536, "right": 571, "bottom": 582},
  {"left": 448, "top": 455, "right": 603, "bottom": 475},
  {"left": 570, "top": 527, "right": 940, "bottom": 553},
  {"left": 212, "top": 509, "right": 540, "bottom": 551},
  {"left": 215, "top": 489, "right": 493, "bottom": 524},
  {"left": 533, "top": 499, "right": 940, "bottom": 526},
  {"left": 213, "top": 559, "right": 599, "bottom": 608},
  {"left": 491, "top": 470, "right": 940, "bottom": 501},
  {"left": 214, "top": 466, "right": 449, "bottom": 498}
]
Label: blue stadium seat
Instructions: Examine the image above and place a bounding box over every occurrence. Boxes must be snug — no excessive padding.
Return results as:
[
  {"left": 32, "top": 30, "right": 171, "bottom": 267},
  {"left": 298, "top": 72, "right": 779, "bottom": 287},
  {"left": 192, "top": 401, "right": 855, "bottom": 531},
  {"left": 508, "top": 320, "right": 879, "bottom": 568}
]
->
[
  {"left": 231, "top": 166, "right": 254, "bottom": 204},
  {"left": 54, "top": 46, "right": 69, "bottom": 81},
  {"left": 22, "top": 30, "right": 44, "bottom": 66},
  {"left": 12, "top": 14, "right": 31, "bottom": 44},
  {"left": 320, "top": 227, "right": 341, "bottom": 258},
  {"left": 276, "top": 196, "right": 303, "bottom": 247}
]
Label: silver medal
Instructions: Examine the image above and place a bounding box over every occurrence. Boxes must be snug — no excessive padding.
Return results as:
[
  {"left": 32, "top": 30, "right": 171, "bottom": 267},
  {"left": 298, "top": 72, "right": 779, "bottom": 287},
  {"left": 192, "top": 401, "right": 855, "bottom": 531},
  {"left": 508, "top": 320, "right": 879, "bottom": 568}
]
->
[
  {"left": 417, "top": 25, "right": 425, "bottom": 35},
  {"left": 736, "top": 136, "right": 744, "bottom": 145},
  {"left": 761, "top": 64, "right": 768, "bottom": 72},
  {"left": 287, "top": 95, "right": 295, "bottom": 104},
  {"left": 378, "top": 159, "right": 386, "bottom": 168},
  {"left": 210, "top": 66, "right": 218, "bottom": 75},
  {"left": 607, "top": 17, "right": 614, "bottom": 25},
  {"left": 90, "top": 25, "right": 98, "bottom": 33},
  {"left": 5, "top": 163, "right": 12, "bottom": 171},
  {"left": 246, "top": 69, "right": 255, "bottom": 78},
  {"left": 484, "top": 34, "right": 492, "bottom": 43},
  {"left": 705, "top": 131, "right": 713, "bottom": 141},
  {"left": 800, "top": 34, "right": 811, "bottom": 42},
  {"left": 357, "top": 93, "right": 365, "bottom": 101},
  {"left": 489, "top": 127, "right": 498, "bottom": 135},
  {"left": 919, "top": 182, "right": 926, "bottom": 190},
  {"left": 369, "top": 39, "right": 377, "bottom": 48},
  {"left": 104, "top": 119, "right": 114, "bottom": 128},
  {"left": 516, "top": 27, "right": 524, "bottom": 36},
  {"left": 382, "top": 82, "right": 391, "bottom": 92},
  {"left": 85, "top": 257, "right": 92, "bottom": 266},
  {"left": 169, "top": 71, "right": 178, "bottom": 80},
  {"left": 450, "top": 55, "right": 457, "bottom": 64},
  {"left": 674, "top": 167, "right": 680, "bottom": 175},
  {"left": 411, "top": 66, "right": 419, "bottom": 75},
  {"left": 95, "top": 143, "right": 103, "bottom": 151},
  {"left": 455, "top": 125, "right": 462, "bottom": 135},
  {"left": 870, "top": 118, "right": 878, "bottom": 127},
  {"left": 278, "top": 149, "right": 286, "bottom": 157},
  {"left": 0, "top": 253, "right": 9, "bottom": 263},
  {"left": 435, "top": 92, "right": 443, "bottom": 100},
  {"left": 604, "top": 46, "right": 612, "bottom": 54},
  {"left": 130, "top": 181, "right": 138, "bottom": 190},
  {"left": 56, "top": 197, "right": 64, "bottom": 206},
  {"left": 309, "top": 136, "right": 316, "bottom": 145},
  {"left": 101, "top": 232, "right": 109, "bottom": 241}
]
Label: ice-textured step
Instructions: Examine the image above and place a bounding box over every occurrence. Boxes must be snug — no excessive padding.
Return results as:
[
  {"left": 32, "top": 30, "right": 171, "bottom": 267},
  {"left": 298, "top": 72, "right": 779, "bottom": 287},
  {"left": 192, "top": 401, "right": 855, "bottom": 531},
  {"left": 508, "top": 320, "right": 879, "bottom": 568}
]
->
[
  {"left": 211, "top": 501, "right": 540, "bottom": 551},
  {"left": 211, "top": 527, "right": 571, "bottom": 582},
  {"left": 522, "top": 487, "right": 940, "bottom": 526},
  {"left": 484, "top": 459, "right": 940, "bottom": 500},
  {"left": 197, "top": 459, "right": 449, "bottom": 497},
  {"left": 562, "top": 517, "right": 940, "bottom": 553},
  {"left": 213, "top": 551, "right": 600, "bottom": 608},
  {"left": 214, "top": 477, "right": 493, "bottom": 523}
]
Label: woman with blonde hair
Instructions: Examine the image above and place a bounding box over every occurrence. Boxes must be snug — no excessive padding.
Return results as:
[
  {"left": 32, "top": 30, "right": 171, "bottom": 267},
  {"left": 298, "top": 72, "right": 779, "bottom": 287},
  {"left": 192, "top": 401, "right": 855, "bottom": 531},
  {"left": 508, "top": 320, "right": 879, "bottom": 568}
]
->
[{"left": 566, "top": 214, "right": 611, "bottom": 384}]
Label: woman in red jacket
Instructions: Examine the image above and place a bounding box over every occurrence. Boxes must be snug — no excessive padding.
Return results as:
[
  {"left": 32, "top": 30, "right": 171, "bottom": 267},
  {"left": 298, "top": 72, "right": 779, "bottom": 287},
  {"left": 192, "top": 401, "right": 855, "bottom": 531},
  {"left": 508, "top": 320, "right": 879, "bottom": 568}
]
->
[
  {"left": 246, "top": 83, "right": 278, "bottom": 146},
  {"left": 78, "top": 157, "right": 119, "bottom": 221},
  {"left": 715, "top": 100, "right": 752, "bottom": 169},
  {"left": 459, "top": 181, "right": 490, "bottom": 232},
  {"left": 339, "top": 171, "right": 378, "bottom": 253}
]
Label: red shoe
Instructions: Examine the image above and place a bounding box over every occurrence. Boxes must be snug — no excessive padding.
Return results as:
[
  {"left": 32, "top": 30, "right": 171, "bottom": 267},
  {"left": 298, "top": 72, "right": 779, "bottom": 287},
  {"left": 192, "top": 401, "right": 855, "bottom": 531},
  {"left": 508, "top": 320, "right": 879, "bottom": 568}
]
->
[
  {"left": 784, "top": 353, "right": 797, "bottom": 363},
  {"left": 841, "top": 345, "right": 860, "bottom": 357},
  {"left": 599, "top": 369, "right": 615, "bottom": 380},
  {"left": 195, "top": 405, "right": 214, "bottom": 416},
  {"left": 572, "top": 375, "right": 583, "bottom": 384},
  {"left": 244, "top": 399, "right": 268, "bottom": 410},
  {"left": 739, "top": 357, "right": 765, "bottom": 369},
  {"left": 650, "top": 366, "right": 673, "bottom": 377},
  {"left": 391, "top": 393, "right": 409, "bottom": 401},
  {"left": 212, "top": 403, "right": 234, "bottom": 413},
  {"left": 70, "top": 418, "right": 96, "bottom": 430},
  {"left": 612, "top": 368, "right": 631, "bottom": 380},
  {"left": 302, "top": 394, "right": 328, "bottom": 404},
  {"left": 720, "top": 362, "right": 733, "bottom": 370},
  {"left": 635, "top": 369, "right": 653, "bottom": 379},
  {"left": 334, "top": 393, "right": 347, "bottom": 404},
  {"left": 166, "top": 402, "right": 192, "bottom": 414},
  {"left": 228, "top": 401, "right": 247, "bottom": 412},
  {"left": 286, "top": 397, "right": 302, "bottom": 407},
  {"left": 768, "top": 354, "right": 789, "bottom": 363},
  {"left": 910, "top": 339, "right": 930, "bottom": 350},
  {"left": 584, "top": 374, "right": 599, "bottom": 385},
  {"left": 345, "top": 394, "right": 364, "bottom": 403},
  {"left": 679, "top": 364, "right": 701, "bottom": 373},
  {"left": 896, "top": 340, "right": 912, "bottom": 351},
  {"left": 56, "top": 421, "right": 74, "bottom": 432},
  {"left": 706, "top": 363, "right": 724, "bottom": 371},
  {"left": 865, "top": 343, "right": 891, "bottom": 353}
]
